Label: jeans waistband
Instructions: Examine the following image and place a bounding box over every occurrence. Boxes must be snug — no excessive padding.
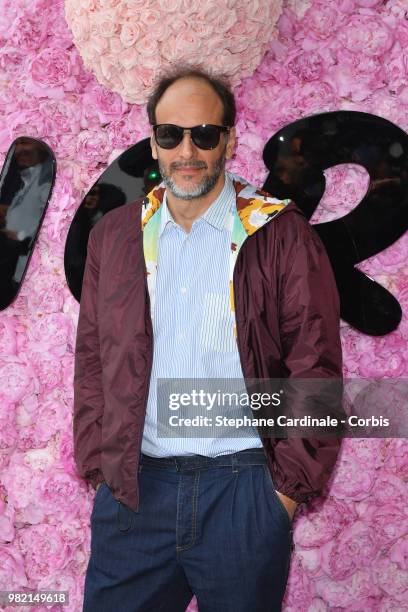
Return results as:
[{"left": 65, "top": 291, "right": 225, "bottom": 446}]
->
[{"left": 139, "top": 448, "right": 268, "bottom": 472}]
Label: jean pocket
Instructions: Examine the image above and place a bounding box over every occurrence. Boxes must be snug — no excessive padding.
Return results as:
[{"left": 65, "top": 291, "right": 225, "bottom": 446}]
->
[
  {"left": 262, "top": 465, "right": 292, "bottom": 529},
  {"left": 117, "top": 501, "right": 135, "bottom": 532}
]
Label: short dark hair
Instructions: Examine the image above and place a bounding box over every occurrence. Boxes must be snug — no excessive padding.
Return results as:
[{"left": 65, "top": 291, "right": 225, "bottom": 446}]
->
[{"left": 146, "top": 65, "right": 236, "bottom": 127}]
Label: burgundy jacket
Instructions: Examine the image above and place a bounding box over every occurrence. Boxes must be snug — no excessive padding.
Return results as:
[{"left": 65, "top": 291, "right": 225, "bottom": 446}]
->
[{"left": 73, "top": 186, "right": 343, "bottom": 513}]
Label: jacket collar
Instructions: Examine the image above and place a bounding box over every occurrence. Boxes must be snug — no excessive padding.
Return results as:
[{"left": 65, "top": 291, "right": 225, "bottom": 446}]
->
[
  {"left": 140, "top": 171, "right": 293, "bottom": 332},
  {"left": 141, "top": 170, "right": 292, "bottom": 236}
]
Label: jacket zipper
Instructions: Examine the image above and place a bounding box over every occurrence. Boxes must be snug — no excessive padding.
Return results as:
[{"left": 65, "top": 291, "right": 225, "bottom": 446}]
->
[
  {"left": 232, "top": 219, "right": 288, "bottom": 464},
  {"left": 133, "top": 249, "right": 154, "bottom": 512}
]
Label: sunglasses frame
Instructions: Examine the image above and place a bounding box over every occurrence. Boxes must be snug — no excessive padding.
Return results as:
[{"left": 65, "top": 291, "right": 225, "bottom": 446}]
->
[{"left": 152, "top": 123, "right": 231, "bottom": 150}]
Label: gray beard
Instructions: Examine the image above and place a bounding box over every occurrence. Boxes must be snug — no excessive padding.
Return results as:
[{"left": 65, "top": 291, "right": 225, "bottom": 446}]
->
[{"left": 158, "top": 150, "right": 226, "bottom": 201}]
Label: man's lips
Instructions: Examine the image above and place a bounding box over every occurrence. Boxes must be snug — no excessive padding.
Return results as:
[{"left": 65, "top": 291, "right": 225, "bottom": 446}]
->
[{"left": 175, "top": 166, "right": 204, "bottom": 172}]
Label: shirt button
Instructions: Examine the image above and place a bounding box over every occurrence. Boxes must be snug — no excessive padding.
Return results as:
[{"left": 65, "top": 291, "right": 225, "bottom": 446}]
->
[
  {"left": 178, "top": 333, "right": 185, "bottom": 340},
  {"left": 181, "top": 287, "right": 187, "bottom": 294}
]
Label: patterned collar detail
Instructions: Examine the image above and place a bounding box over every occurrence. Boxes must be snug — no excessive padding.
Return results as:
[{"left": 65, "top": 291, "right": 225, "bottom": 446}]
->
[
  {"left": 142, "top": 171, "right": 290, "bottom": 235},
  {"left": 140, "top": 170, "right": 292, "bottom": 335}
]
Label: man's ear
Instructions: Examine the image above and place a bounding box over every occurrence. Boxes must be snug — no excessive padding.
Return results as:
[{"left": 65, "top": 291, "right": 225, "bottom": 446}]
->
[
  {"left": 225, "top": 126, "right": 236, "bottom": 160},
  {"left": 150, "top": 131, "right": 158, "bottom": 160}
]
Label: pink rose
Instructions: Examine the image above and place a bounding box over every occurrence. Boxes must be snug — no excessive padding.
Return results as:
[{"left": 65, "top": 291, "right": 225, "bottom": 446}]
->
[
  {"left": 36, "top": 472, "right": 84, "bottom": 521},
  {"left": 330, "top": 454, "right": 376, "bottom": 500},
  {"left": 295, "top": 497, "right": 357, "bottom": 548},
  {"left": 390, "top": 534, "right": 408, "bottom": 570},
  {"left": 326, "top": 49, "right": 382, "bottom": 101},
  {"left": 91, "top": 8, "right": 119, "bottom": 38},
  {"left": 119, "top": 46, "right": 140, "bottom": 70},
  {"left": 34, "top": 395, "right": 72, "bottom": 443},
  {"left": 0, "top": 545, "right": 27, "bottom": 589},
  {"left": 83, "top": 83, "right": 128, "bottom": 123},
  {"left": 314, "top": 165, "right": 369, "bottom": 222},
  {"left": 1, "top": 460, "right": 36, "bottom": 509},
  {"left": 0, "top": 316, "right": 18, "bottom": 357},
  {"left": 26, "top": 313, "right": 75, "bottom": 359},
  {"left": 316, "top": 568, "right": 381, "bottom": 606},
  {"left": 119, "top": 22, "right": 141, "bottom": 47},
  {"left": 75, "top": 129, "right": 111, "bottom": 165},
  {"left": 16, "top": 524, "right": 70, "bottom": 580},
  {"left": 9, "top": 16, "right": 48, "bottom": 51},
  {"left": 23, "top": 448, "right": 55, "bottom": 473},
  {"left": 288, "top": 50, "right": 324, "bottom": 81},
  {"left": 38, "top": 97, "right": 81, "bottom": 136},
  {"left": 320, "top": 522, "right": 380, "bottom": 579},
  {"left": 26, "top": 48, "right": 83, "bottom": 99},
  {"left": 26, "top": 273, "right": 66, "bottom": 315},
  {"left": 286, "top": 0, "right": 313, "bottom": 19},
  {"left": 387, "top": 0, "right": 408, "bottom": 19},
  {"left": 292, "top": 82, "right": 336, "bottom": 115},
  {"left": 365, "top": 505, "right": 408, "bottom": 547},
  {"left": 373, "top": 558, "right": 408, "bottom": 601},
  {"left": 359, "top": 350, "right": 406, "bottom": 377},
  {"left": 338, "top": 14, "right": 395, "bottom": 57},
  {"left": 160, "top": 30, "right": 197, "bottom": 62},
  {"left": 67, "top": 11, "right": 90, "bottom": 42},
  {"left": 137, "top": 35, "right": 159, "bottom": 58},
  {"left": 385, "top": 47, "right": 408, "bottom": 91},
  {"left": 139, "top": 8, "right": 161, "bottom": 27},
  {"left": 0, "top": 412, "right": 18, "bottom": 451},
  {"left": 301, "top": 3, "right": 346, "bottom": 40},
  {"left": 27, "top": 354, "right": 62, "bottom": 394},
  {"left": 0, "top": 46, "right": 25, "bottom": 77},
  {"left": 0, "top": 361, "right": 37, "bottom": 403}
]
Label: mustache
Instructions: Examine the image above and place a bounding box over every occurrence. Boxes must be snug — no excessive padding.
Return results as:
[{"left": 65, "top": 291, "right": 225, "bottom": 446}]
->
[{"left": 170, "top": 162, "right": 207, "bottom": 170}]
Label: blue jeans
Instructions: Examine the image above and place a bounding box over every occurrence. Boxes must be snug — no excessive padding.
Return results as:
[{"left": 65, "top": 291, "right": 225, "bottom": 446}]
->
[{"left": 83, "top": 448, "right": 294, "bottom": 612}]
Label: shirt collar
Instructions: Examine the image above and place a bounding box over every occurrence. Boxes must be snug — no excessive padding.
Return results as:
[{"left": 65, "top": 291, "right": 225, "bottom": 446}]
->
[
  {"left": 159, "top": 172, "right": 234, "bottom": 237},
  {"left": 21, "top": 163, "right": 42, "bottom": 185}
]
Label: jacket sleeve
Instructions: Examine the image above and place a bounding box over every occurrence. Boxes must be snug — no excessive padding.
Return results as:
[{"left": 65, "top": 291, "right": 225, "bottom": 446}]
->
[
  {"left": 271, "top": 211, "right": 344, "bottom": 506},
  {"left": 73, "top": 224, "right": 106, "bottom": 491}
]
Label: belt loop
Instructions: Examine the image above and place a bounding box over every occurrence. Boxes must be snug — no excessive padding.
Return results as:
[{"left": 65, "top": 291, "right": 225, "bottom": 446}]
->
[{"left": 231, "top": 454, "right": 239, "bottom": 473}]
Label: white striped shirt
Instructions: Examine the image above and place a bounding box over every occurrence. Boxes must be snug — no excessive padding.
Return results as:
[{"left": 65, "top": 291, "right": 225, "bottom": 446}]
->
[{"left": 141, "top": 172, "right": 263, "bottom": 457}]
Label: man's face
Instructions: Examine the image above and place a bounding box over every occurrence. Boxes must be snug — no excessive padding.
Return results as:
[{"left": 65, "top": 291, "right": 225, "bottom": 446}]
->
[
  {"left": 150, "top": 77, "right": 236, "bottom": 200},
  {"left": 14, "top": 139, "right": 44, "bottom": 168}
]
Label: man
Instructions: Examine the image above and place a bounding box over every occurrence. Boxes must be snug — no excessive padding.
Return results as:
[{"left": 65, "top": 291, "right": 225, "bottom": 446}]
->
[
  {"left": 74, "top": 67, "right": 343, "bottom": 611},
  {"left": 0, "top": 138, "right": 53, "bottom": 283}
]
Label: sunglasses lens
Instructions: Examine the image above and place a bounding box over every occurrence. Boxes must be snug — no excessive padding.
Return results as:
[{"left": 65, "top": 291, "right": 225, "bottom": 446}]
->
[
  {"left": 154, "top": 125, "right": 226, "bottom": 150},
  {"left": 155, "top": 125, "right": 183, "bottom": 149},
  {"left": 192, "top": 126, "right": 220, "bottom": 149}
]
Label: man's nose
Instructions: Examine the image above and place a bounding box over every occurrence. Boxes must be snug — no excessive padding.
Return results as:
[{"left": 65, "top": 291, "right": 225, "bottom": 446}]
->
[{"left": 178, "top": 130, "right": 196, "bottom": 158}]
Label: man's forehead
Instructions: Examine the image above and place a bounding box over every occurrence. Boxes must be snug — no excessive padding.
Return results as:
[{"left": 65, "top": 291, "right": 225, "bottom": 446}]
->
[{"left": 155, "top": 77, "right": 223, "bottom": 122}]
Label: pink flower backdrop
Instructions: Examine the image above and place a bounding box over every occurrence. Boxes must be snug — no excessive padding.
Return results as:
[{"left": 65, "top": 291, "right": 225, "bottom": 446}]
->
[{"left": 0, "top": 0, "right": 407, "bottom": 610}]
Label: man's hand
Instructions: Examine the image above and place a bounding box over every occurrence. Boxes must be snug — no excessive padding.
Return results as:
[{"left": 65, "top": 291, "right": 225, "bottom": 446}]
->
[
  {"left": 275, "top": 490, "right": 298, "bottom": 521},
  {"left": 0, "top": 229, "right": 18, "bottom": 240}
]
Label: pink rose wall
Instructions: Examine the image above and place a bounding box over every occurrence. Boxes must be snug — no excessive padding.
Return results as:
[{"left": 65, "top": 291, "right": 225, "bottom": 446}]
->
[{"left": 0, "top": 0, "right": 408, "bottom": 610}]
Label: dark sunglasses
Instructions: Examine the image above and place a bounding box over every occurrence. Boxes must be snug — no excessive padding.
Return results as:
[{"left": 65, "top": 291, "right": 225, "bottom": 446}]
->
[{"left": 153, "top": 124, "right": 230, "bottom": 150}]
